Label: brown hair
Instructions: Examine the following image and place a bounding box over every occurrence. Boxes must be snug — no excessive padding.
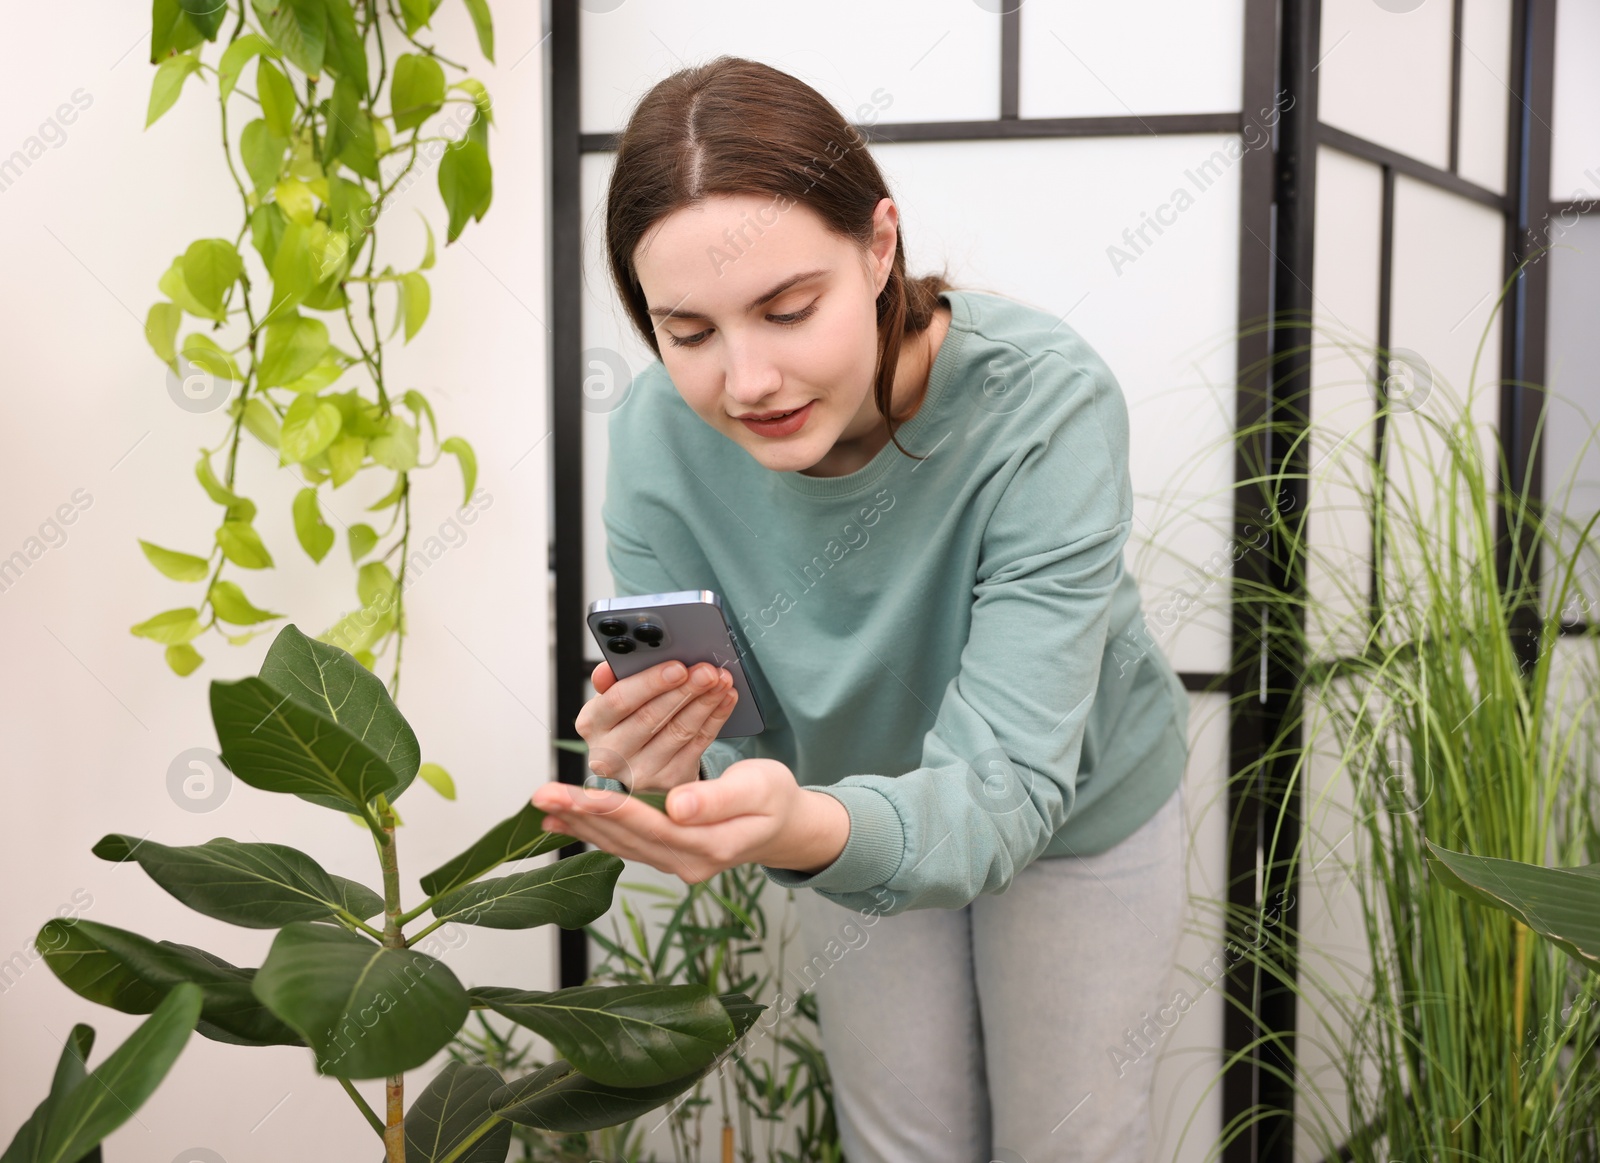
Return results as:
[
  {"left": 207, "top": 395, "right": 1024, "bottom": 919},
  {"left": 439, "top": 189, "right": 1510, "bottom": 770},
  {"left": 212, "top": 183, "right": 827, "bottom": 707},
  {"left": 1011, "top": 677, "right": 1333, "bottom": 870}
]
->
[{"left": 603, "top": 55, "right": 954, "bottom": 461}]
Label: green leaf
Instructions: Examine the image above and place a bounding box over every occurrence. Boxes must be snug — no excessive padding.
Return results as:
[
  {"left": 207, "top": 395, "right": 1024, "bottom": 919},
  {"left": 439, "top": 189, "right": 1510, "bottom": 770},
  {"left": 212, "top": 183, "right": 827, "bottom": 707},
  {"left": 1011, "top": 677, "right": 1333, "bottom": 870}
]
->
[
  {"left": 145, "top": 302, "right": 181, "bottom": 367},
  {"left": 1425, "top": 840, "right": 1600, "bottom": 976},
  {"left": 29, "top": 984, "right": 202, "bottom": 1163},
  {"left": 400, "top": 1060, "right": 512, "bottom": 1163},
  {"left": 138, "top": 539, "right": 210, "bottom": 582},
  {"left": 152, "top": 0, "right": 205, "bottom": 61},
  {"left": 158, "top": 256, "right": 224, "bottom": 322},
  {"left": 431, "top": 850, "right": 621, "bottom": 931},
  {"left": 92, "top": 833, "right": 383, "bottom": 929},
  {"left": 470, "top": 983, "right": 736, "bottom": 1088},
  {"left": 367, "top": 472, "right": 406, "bottom": 512},
  {"left": 283, "top": 350, "right": 347, "bottom": 393},
  {"left": 490, "top": 1060, "right": 700, "bottom": 1134},
  {"left": 241, "top": 119, "right": 290, "bottom": 195},
  {"left": 418, "top": 212, "right": 436, "bottom": 269},
  {"left": 418, "top": 760, "right": 455, "bottom": 799},
  {"left": 326, "top": 434, "right": 366, "bottom": 486},
  {"left": 219, "top": 32, "right": 277, "bottom": 101},
  {"left": 357, "top": 561, "right": 396, "bottom": 609},
  {"left": 438, "top": 138, "right": 492, "bottom": 243},
  {"left": 399, "top": 0, "right": 443, "bottom": 34},
  {"left": 462, "top": 0, "right": 494, "bottom": 62},
  {"left": 195, "top": 450, "right": 242, "bottom": 507},
  {"left": 252, "top": 0, "right": 327, "bottom": 76},
  {"left": 328, "top": 174, "right": 375, "bottom": 252},
  {"left": 257, "top": 623, "right": 422, "bottom": 802},
  {"left": 256, "top": 57, "right": 298, "bottom": 137},
  {"left": 400, "top": 271, "right": 430, "bottom": 342},
  {"left": 321, "top": 0, "right": 369, "bottom": 92},
  {"left": 268, "top": 219, "right": 318, "bottom": 321},
  {"left": 165, "top": 642, "right": 204, "bottom": 676},
  {"left": 176, "top": 0, "right": 228, "bottom": 38},
  {"left": 209, "top": 579, "right": 283, "bottom": 625},
  {"left": 37, "top": 918, "right": 299, "bottom": 1046},
  {"left": 216, "top": 520, "right": 274, "bottom": 569},
  {"left": 440, "top": 437, "right": 477, "bottom": 506},
  {"left": 252, "top": 922, "right": 469, "bottom": 1079},
  {"left": 370, "top": 414, "right": 419, "bottom": 471},
  {"left": 347, "top": 522, "right": 379, "bottom": 561},
  {"left": 3, "top": 1024, "right": 95, "bottom": 1163},
  {"left": 130, "top": 607, "right": 203, "bottom": 645},
  {"left": 259, "top": 315, "right": 331, "bottom": 388},
  {"left": 392, "top": 53, "right": 446, "bottom": 132},
  {"left": 325, "top": 75, "right": 379, "bottom": 180},
  {"left": 181, "top": 239, "right": 243, "bottom": 317},
  {"left": 180, "top": 333, "right": 244, "bottom": 381},
  {"left": 210, "top": 674, "right": 400, "bottom": 810},
  {"left": 147, "top": 51, "right": 201, "bottom": 127},
  {"left": 451, "top": 79, "right": 493, "bottom": 123},
  {"left": 292, "top": 487, "right": 336, "bottom": 563},
  {"left": 243, "top": 397, "right": 283, "bottom": 448},
  {"left": 402, "top": 389, "right": 438, "bottom": 446},
  {"left": 419, "top": 802, "right": 568, "bottom": 898},
  {"left": 280, "top": 394, "right": 343, "bottom": 464}
]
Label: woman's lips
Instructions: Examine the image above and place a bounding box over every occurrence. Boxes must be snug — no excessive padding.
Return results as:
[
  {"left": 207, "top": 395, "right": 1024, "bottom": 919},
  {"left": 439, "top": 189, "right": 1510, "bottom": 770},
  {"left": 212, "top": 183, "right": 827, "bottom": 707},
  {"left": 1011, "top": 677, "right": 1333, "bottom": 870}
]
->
[{"left": 738, "top": 400, "right": 814, "bottom": 437}]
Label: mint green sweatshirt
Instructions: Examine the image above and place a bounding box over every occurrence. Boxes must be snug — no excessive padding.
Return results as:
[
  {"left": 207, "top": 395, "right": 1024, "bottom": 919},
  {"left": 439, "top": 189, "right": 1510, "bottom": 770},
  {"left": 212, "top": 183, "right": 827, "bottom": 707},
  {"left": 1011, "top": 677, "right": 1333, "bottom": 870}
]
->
[{"left": 599, "top": 288, "right": 1189, "bottom": 915}]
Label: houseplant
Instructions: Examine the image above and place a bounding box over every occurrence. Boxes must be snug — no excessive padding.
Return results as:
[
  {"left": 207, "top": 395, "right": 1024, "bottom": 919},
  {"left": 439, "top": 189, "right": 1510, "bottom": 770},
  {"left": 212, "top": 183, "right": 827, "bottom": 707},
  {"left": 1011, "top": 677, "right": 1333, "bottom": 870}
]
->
[{"left": 17, "top": 624, "right": 761, "bottom": 1162}]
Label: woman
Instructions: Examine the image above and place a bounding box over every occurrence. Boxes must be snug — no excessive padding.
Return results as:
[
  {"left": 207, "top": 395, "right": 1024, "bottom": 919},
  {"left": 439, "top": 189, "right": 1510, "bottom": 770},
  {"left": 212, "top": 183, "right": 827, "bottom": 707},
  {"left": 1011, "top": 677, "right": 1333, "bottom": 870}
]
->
[{"left": 531, "top": 55, "right": 1192, "bottom": 1163}]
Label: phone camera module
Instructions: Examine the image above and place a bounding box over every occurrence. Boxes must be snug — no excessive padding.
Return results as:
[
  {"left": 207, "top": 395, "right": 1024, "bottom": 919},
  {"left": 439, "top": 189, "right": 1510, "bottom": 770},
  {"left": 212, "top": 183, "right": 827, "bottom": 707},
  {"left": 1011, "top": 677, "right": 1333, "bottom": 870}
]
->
[
  {"left": 608, "top": 636, "right": 635, "bottom": 654},
  {"left": 597, "top": 617, "right": 628, "bottom": 636},
  {"left": 633, "top": 622, "right": 665, "bottom": 647}
]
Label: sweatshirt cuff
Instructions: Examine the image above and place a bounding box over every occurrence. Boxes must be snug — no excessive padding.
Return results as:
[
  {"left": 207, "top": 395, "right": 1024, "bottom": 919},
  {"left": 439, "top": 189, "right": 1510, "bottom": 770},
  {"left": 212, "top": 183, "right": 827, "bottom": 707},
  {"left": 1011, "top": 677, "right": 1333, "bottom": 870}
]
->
[{"left": 760, "top": 784, "right": 905, "bottom": 894}]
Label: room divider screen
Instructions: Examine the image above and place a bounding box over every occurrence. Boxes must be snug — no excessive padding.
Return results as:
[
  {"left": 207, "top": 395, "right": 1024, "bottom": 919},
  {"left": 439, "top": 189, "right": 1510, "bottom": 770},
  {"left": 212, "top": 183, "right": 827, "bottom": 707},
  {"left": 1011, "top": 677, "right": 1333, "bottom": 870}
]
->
[{"left": 542, "top": 2, "right": 1569, "bottom": 1159}]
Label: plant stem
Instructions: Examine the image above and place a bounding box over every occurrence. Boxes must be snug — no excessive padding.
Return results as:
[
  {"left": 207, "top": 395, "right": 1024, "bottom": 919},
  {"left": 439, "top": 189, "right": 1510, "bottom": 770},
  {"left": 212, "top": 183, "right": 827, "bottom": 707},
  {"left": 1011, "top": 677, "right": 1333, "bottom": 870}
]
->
[
  {"left": 376, "top": 796, "right": 407, "bottom": 1162},
  {"left": 339, "top": 1075, "right": 386, "bottom": 1136}
]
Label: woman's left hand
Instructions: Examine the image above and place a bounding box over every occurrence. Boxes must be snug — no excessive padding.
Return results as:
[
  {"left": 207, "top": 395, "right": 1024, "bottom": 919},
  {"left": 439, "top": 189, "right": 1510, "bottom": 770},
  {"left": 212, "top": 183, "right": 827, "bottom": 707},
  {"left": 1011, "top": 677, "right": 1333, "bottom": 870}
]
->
[{"left": 529, "top": 758, "right": 849, "bottom": 884}]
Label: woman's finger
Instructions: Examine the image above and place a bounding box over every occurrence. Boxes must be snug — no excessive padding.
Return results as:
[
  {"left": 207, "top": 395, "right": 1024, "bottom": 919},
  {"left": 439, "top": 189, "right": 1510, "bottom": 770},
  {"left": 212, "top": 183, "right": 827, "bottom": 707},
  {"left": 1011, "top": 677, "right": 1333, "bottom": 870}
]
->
[
  {"left": 631, "top": 675, "right": 737, "bottom": 784},
  {"left": 592, "top": 664, "right": 730, "bottom": 783},
  {"left": 578, "top": 658, "right": 693, "bottom": 742}
]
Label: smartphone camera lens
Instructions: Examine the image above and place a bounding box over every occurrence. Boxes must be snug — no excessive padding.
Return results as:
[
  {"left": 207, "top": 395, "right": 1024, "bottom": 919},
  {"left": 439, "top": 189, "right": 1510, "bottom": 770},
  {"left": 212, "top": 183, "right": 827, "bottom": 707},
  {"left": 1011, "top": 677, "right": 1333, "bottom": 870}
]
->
[
  {"left": 597, "top": 617, "right": 627, "bottom": 636},
  {"left": 633, "top": 622, "right": 664, "bottom": 647},
  {"left": 608, "top": 636, "right": 635, "bottom": 654}
]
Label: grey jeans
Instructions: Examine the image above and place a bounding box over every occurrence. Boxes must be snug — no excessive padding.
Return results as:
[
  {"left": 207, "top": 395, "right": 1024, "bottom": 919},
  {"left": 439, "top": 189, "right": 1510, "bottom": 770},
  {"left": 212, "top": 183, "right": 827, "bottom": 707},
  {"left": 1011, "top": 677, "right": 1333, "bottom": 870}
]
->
[{"left": 789, "top": 783, "right": 1188, "bottom": 1163}]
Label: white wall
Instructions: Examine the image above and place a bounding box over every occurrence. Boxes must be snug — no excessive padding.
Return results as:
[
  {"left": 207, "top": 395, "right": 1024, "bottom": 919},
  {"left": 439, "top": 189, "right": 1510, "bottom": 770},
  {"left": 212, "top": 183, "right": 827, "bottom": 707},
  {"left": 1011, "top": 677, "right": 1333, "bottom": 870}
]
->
[{"left": 0, "top": 3, "right": 553, "bottom": 1157}]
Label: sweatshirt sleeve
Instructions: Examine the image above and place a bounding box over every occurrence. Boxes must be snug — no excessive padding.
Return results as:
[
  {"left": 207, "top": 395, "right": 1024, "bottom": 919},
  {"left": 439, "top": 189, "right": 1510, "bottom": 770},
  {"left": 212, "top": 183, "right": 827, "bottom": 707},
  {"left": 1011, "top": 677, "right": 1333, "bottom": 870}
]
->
[
  {"left": 760, "top": 364, "right": 1135, "bottom": 914},
  {"left": 600, "top": 491, "right": 753, "bottom": 785}
]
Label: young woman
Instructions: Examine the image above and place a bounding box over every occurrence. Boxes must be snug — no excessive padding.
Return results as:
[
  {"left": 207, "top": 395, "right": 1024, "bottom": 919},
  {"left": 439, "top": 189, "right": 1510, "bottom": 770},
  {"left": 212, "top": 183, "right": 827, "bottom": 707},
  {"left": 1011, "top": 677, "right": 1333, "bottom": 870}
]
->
[{"left": 530, "top": 56, "right": 1192, "bottom": 1163}]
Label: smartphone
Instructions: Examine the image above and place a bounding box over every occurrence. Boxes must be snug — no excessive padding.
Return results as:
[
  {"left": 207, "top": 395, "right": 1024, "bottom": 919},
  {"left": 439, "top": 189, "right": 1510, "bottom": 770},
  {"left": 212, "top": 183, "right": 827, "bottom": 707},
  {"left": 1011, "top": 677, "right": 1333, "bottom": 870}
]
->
[{"left": 586, "top": 589, "right": 766, "bottom": 739}]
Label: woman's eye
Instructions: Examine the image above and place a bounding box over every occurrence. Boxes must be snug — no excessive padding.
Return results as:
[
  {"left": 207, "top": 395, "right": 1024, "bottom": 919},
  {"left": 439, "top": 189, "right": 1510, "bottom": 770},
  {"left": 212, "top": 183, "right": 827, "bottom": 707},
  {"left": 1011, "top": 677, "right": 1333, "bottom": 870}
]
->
[{"left": 665, "top": 302, "right": 817, "bottom": 348}]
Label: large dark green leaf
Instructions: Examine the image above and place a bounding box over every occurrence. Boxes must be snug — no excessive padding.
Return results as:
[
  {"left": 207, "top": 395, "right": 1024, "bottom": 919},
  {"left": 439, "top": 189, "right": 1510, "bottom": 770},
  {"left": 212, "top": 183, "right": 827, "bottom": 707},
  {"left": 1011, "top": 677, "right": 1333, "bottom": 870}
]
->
[
  {"left": 475, "top": 993, "right": 758, "bottom": 1136},
  {"left": 258, "top": 623, "right": 422, "bottom": 803},
  {"left": 92, "top": 833, "right": 383, "bottom": 928},
  {"left": 151, "top": 0, "right": 204, "bottom": 61},
  {"left": 431, "top": 850, "right": 622, "bottom": 930},
  {"left": 469, "top": 983, "right": 737, "bottom": 1088},
  {"left": 418, "top": 803, "right": 567, "bottom": 898},
  {"left": 1, "top": 1025, "right": 94, "bottom": 1163},
  {"left": 19, "top": 985, "right": 202, "bottom": 1163},
  {"left": 1425, "top": 839, "right": 1600, "bottom": 976},
  {"left": 175, "top": 0, "right": 227, "bottom": 39},
  {"left": 321, "top": 0, "right": 368, "bottom": 92},
  {"left": 38, "top": 919, "right": 301, "bottom": 1047},
  {"left": 399, "top": 1061, "right": 511, "bottom": 1163},
  {"left": 210, "top": 674, "right": 400, "bottom": 811},
  {"left": 252, "top": 922, "right": 469, "bottom": 1079}
]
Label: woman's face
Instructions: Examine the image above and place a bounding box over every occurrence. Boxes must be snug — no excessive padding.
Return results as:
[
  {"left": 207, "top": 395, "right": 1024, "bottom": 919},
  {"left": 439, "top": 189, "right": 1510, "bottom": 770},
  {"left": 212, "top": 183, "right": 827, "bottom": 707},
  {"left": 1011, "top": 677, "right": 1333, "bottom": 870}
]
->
[{"left": 631, "top": 193, "right": 900, "bottom": 475}]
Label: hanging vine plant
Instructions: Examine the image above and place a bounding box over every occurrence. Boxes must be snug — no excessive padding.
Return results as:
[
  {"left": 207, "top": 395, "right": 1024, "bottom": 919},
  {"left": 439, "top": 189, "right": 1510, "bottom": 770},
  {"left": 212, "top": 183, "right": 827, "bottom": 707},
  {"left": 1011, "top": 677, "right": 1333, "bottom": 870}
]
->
[{"left": 131, "top": 0, "right": 493, "bottom": 706}]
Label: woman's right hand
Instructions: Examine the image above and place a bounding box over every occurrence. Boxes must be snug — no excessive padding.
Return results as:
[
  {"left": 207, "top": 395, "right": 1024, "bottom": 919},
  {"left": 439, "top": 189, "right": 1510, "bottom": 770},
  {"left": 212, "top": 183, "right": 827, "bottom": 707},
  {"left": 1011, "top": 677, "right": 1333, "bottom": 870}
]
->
[{"left": 574, "top": 658, "right": 739, "bottom": 794}]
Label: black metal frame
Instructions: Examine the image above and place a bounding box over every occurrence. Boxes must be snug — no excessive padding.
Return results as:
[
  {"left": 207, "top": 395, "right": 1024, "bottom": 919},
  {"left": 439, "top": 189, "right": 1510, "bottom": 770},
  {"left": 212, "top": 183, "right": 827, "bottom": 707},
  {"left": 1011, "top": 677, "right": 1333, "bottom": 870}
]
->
[{"left": 544, "top": 2, "right": 1560, "bottom": 1158}]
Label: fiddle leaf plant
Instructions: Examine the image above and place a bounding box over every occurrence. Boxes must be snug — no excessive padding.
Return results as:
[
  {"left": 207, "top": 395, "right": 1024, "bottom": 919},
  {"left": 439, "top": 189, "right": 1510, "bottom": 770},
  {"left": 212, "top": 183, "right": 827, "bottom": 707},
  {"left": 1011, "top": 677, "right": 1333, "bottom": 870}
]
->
[
  {"left": 29, "top": 624, "right": 762, "bottom": 1162},
  {"left": 133, "top": 0, "right": 491, "bottom": 703}
]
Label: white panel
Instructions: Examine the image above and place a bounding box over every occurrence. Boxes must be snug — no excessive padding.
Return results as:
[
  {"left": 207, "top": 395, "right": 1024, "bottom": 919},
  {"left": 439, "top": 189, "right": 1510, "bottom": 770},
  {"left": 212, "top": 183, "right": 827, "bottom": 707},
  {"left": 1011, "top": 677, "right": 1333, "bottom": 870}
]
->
[
  {"left": 579, "top": 0, "right": 1000, "bottom": 136},
  {"left": 1017, "top": 0, "right": 1244, "bottom": 118},
  {"left": 1319, "top": 0, "right": 1453, "bottom": 170},
  {"left": 1541, "top": 215, "right": 1600, "bottom": 622},
  {"left": 1551, "top": 0, "right": 1600, "bottom": 199},
  {"left": 585, "top": 134, "right": 1243, "bottom": 676},
  {"left": 1457, "top": 0, "right": 1511, "bottom": 193},
  {"left": 870, "top": 134, "right": 1242, "bottom": 676},
  {"left": 1385, "top": 176, "right": 1505, "bottom": 603},
  {"left": 1307, "top": 147, "right": 1384, "bottom": 664}
]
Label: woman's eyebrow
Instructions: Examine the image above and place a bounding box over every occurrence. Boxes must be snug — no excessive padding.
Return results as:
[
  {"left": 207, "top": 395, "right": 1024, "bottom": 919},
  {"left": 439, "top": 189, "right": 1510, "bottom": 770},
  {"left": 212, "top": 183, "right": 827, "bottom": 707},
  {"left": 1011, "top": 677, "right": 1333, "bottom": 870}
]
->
[{"left": 648, "top": 268, "right": 829, "bottom": 320}]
